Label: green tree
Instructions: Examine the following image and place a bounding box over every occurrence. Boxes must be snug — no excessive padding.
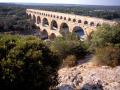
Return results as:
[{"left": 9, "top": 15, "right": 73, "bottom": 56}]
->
[
  {"left": 91, "top": 23, "right": 120, "bottom": 47},
  {"left": 0, "top": 35, "right": 59, "bottom": 90}
]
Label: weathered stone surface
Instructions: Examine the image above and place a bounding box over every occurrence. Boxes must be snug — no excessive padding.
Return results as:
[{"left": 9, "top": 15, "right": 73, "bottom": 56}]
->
[{"left": 57, "top": 62, "right": 120, "bottom": 90}]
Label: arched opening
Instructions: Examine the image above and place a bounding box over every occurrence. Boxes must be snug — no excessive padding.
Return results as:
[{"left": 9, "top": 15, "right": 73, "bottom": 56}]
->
[
  {"left": 37, "top": 16, "right": 41, "bottom": 24},
  {"left": 64, "top": 17, "right": 66, "bottom": 20},
  {"left": 41, "top": 29, "right": 48, "bottom": 40},
  {"left": 49, "top": 33, "right": 56, "bottom": 40},
  {"left": 57, "top": 16, "right": 59, "bottom": 18},
  {"left": 68, "top": 18, "right": 71, "bottom": 21},
  {"left": 27, "top": 14, "right": 31, "bottom": 19},
  {"left": 60, "top": 16, "right": 63, "bottom": 19},
  {"left": 73, "top": 19, "right": 76, "bottom": 22},
  {"left": 33, "top": 15, "right": 36, "bottom": 23},
  {"left": 84, "top": 21, "right": 88, "bottom": 25},
  {"left": 97, "top": 23, "right": 101, "bottom": 27},
  {"left": 51, "top": 20, "right": 58, "bottom": 30},
  {"left": 42, "top": 18, "right": 49, "bottom": 27},
  {"left": 73, "top": 26, "right": 85, "bottom": 39},
  {"left": 90, "top": 22, "right": 94, "bottom": 26},
  {"left": 60, "top": 23, "right": 69, "bottom": 36},
  {"left": 78, "top": 20, "right": 81, "bottom": 23}
]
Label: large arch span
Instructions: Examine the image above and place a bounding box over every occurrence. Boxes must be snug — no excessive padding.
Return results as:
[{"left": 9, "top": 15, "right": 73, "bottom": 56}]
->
[{"left": 60, "top": 23, "right": 69, "bottom": 36}]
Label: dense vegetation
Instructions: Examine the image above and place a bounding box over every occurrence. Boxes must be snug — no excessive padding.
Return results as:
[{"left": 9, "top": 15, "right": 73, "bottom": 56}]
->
[
  {"left": 0, "top": 6, "right": 39, "bottom": 35},
  {"left": 0, "top": 35, "right": 59, "bottom": 90},
  {"left": 91, "top": 24, "right": 120, "bottom": 67},
  {"left": 48, "top": 33, "right": 88, "bottom": 67}
]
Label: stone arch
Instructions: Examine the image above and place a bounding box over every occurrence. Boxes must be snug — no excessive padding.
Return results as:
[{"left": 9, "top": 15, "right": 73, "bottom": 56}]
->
[
  {"left": 68, "top": 18, "right": 71, "bottom": 21},
  {"left": 84, "top": 21, "right": 88, "bottom": 25},
  {"left": 49, "top": 33, "right": 56, "bottom": 40},
  {"left": 73, "top": 19, "right": 76, "bottom": 22},
  {"left": 51, "top": 20, "right": 58, "bottom": 30},
  {"left": 37, "top": 16, "right": 41, "bottom": 24},
  {"left": 41, "top": 29, "right": 48, "bottom": 40},
  {"left": 90, "top": 22, "right": 94, "bottom": 26},
  {"left": 51, "top": 14, "right": 52, "bottom": 17},
  {"left": 97, "top": 23, "right": 101, "bottom": 27},
  {"left": 42, "top": 18, "right": 49, "bottom": 27},
  {"left": 33, "top": 15, "right": 36, "bottom": 23},
  {"left": 60, "top": 23, "right": 69, "bottom": 36},
  {"left": 57, "top": 16, "right": 59, "bottom": 18},
  {"left": 72, "top": 26, "right": 85, "bottom": 39},
  {"left": 64, "top": 17, "right": 66, "bottom": 20},
  {"left": 60, "top": 16, "right": 63, "bottom": 19},
  {"left": 27, "top": 14, "right": 31, "bottom": 19},
  {"left": 78, "top": 20, "right": 81, "bottom": 23}
]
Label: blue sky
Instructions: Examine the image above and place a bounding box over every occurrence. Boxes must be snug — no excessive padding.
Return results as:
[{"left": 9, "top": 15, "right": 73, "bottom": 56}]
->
[{"left": 0, "top": 0, "right": 120, "bottom": 6}]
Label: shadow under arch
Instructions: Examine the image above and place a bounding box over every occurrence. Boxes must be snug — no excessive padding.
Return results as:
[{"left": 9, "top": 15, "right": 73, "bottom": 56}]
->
[
  {"left": 60, "top": 22, "right": 69, "bottom": 36},
  {"left": 42, "top": 18, "right": 49, "bottom": 27},
  {"left": 33, "top": 15, "right": 36, "bottom": 23},
  {"left": 49, "top": 33, "right": 56, "bottom": 40},
  {"left": 84, "top": 21, "right": 88, "bottom": 25},
  {"left": 72, "top": 26, "right": 85, "bottom": 39},
  {"left": 37, "top": 16, "right": 41, "bottom": 24},
  {"left": 41, "top": 29, "right": 48, "bottom": 40},
  {"left": 27, "top": 14, "right": 31, "bottom": 19},
  {"left": 51, "top": 20, "right": 58, "bottom": 30},
  {"left": 90, "top": 22, "right": 94, "bottom": 26}
]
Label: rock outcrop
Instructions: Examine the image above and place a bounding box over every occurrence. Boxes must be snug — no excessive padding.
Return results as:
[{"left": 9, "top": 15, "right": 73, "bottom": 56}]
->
[{"left": 57, "top": 62, "right": 120, "bottom": 90}]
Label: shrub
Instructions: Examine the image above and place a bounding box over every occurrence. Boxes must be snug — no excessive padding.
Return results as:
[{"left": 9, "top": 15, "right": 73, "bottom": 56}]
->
[
  {"left": 62, "top": 55, "right": 77, "bottom": 67},
  {"left": 91, "top": 24, "right": 120, "bottom": 48},
  {"left": 90, "top": 24, "right": 120, "bottom": 67},
  {"left": 49, "top": 33, "right": 88, "bottom": 60},
  {"left": 0, "top": 34, "right": 59, "bottom": 90},
  {"left": 91, "top": 45, "right": 120, "bottom": 67}
]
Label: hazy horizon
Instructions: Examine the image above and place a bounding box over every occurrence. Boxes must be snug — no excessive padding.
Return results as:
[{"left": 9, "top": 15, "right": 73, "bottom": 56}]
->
[{"left": 0, "top": 0, "right": 120, "bottom": 6}]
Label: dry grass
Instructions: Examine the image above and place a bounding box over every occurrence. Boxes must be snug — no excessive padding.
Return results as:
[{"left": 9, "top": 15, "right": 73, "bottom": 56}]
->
[
  {"left": 62, "top": 55, "right": 77, "bottom": 67},
  {"left": 91, "top": 46, "right": 120, "bottom": 67}
]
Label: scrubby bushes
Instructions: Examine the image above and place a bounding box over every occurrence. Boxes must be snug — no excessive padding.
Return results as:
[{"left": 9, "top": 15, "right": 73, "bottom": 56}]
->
[
  {"left": 92, "top": 45, "right": 120, "bottom": 67},
  {"left": 91, "top": 24, "right": 120, "bottom": 67},
  {"left": 49, "top": 33, "right": 88, "bottom": 67},
  {"left": 0, "top": 34, "right": 59, "bottom": 90},
  {"left": 91, "top": 24, "right": 120, "bottom": 47},
  {"left": 62, "top": 55, "right": 77, "bottom": 67}
]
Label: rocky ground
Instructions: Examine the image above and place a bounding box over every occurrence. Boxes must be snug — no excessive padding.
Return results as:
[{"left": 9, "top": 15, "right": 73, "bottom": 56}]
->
[{"left": 57, "top": 61, "right": 120, "bottom": 90}]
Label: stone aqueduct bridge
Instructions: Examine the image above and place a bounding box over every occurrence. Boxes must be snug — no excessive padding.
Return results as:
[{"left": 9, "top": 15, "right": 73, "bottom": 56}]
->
[{"left": 26, "top": 9, "right": 116, "bottom": 39}]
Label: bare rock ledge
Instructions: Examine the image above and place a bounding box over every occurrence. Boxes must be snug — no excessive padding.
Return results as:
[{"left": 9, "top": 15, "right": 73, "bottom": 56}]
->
[{"left": 57, "top": 62, "right": 120, "bottom": 90}]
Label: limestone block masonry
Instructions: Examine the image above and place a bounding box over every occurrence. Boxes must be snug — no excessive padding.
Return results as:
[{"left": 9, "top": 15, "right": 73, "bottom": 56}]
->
[{"left": 26, "top": 9, "right": 116, "bottom": 39}]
